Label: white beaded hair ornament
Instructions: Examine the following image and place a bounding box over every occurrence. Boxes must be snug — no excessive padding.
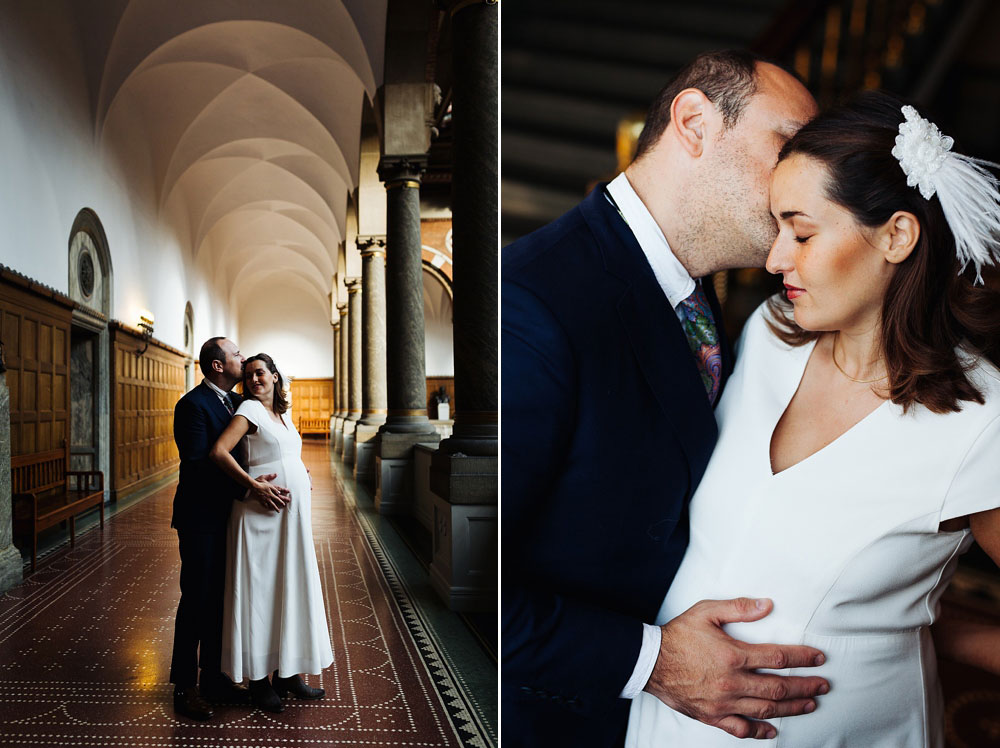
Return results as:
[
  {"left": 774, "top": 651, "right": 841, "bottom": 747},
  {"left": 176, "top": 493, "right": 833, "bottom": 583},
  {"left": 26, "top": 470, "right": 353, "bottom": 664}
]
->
[{"left": 891, "top": 105, "right": 1000, "bottom": 284}]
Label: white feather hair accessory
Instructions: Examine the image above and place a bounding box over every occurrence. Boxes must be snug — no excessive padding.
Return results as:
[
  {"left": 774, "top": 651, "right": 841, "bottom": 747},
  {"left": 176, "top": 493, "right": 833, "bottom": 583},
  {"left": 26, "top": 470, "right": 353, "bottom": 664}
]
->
[{"left": 891, "top": 105, "right": 1000, "bottom": 284}]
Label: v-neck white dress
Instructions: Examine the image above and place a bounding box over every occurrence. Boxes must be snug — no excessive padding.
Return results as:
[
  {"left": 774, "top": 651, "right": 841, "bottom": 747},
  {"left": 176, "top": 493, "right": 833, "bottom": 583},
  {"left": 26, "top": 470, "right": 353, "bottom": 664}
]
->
[
  {"left": 221, "top": 399, "right": 333, "bottom": 682},
  {"left": 626, "top": 301, "right": 1000, "bottom": 747}
]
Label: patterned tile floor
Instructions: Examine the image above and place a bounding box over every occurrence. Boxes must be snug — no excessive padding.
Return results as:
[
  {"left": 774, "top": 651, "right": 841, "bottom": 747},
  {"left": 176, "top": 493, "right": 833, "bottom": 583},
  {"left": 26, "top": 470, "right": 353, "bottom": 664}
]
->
[{"left": 0, "top": 442, "right": 497, "bottom": 747}]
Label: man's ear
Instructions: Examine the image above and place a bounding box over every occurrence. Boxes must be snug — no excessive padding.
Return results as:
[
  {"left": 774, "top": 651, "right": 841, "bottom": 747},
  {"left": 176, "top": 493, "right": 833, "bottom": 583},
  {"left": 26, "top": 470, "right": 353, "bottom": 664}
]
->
[
  {"left": 881, "top": 211, "right": 920, "bottom": 265},
  {"left": 212, "top": 359, "right": 224, "bottom": 374},
  {"left": 669, "top": 88, "right": 712, "bottom": 158}
]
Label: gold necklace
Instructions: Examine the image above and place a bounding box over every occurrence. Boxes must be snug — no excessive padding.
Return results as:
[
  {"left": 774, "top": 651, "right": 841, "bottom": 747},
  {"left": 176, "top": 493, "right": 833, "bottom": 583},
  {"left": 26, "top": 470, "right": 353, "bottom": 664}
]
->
[{"left": 831, "top": 332, "right": 888, "bottom": 384}]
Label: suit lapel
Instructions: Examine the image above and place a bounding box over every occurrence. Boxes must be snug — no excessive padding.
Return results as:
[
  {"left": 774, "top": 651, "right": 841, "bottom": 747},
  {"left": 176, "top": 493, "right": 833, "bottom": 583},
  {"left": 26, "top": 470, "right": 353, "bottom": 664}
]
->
[
  {"left": 580, "top": 185, "right": 718, "bottom": 483},
  {"left": 197, "top": 382, "right": 232, "bottom": 423}
]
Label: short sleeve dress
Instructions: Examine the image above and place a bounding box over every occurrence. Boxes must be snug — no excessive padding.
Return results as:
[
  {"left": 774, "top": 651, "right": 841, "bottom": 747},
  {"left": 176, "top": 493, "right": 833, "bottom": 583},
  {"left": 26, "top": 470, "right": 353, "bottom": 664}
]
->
[
  {"left": 626, "top": 300, "right": 1000, "bottom": 748},
  {"left": 221, "top": 398, "right": 334, "bottom": 682}
]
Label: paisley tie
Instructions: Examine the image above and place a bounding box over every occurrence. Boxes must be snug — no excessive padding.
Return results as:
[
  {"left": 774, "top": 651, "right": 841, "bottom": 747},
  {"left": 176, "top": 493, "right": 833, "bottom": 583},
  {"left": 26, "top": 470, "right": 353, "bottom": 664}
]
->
[
  {"left": 677, "top": 283, "right": 722, "bottom": 405},
  {"left": 222, "top": 392, "right": 235, "bottom": 415}
]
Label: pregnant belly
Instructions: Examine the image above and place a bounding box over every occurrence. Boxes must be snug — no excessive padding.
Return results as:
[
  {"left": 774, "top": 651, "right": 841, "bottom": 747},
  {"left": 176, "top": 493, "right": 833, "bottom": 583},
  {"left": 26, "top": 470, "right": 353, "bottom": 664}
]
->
[{"left": 627, "top": 628, "right": 939, "bottom": 748}]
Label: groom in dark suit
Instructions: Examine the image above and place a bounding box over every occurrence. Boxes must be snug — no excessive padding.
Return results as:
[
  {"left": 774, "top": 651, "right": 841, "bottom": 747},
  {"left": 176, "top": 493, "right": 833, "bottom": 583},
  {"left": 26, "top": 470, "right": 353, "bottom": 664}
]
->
[
  {"left": 503, "top": 52, "right": 827, "bottom": 746},
  {"left": 169, "top": 337, "right": 289, "bottom": 720}
]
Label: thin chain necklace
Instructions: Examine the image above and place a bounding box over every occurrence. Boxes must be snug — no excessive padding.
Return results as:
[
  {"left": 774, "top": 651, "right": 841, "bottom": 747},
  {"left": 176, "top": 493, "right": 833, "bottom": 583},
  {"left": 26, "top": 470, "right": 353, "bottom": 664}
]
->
[{"left": 831, "top": 332, "right": 888, "bottom": 384}]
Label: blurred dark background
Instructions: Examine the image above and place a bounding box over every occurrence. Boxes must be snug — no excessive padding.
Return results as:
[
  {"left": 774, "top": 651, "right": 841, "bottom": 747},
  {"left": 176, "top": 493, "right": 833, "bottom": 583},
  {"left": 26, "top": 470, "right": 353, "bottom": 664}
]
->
[{"left": 502, "top": 2, "right": 1000, "bottom": 744}]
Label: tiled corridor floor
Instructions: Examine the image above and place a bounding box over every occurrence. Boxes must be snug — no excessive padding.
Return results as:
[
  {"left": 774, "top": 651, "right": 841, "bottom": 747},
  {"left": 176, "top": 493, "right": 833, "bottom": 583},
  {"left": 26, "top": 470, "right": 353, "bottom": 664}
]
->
[{"left": 0, "top": 442, "right": 497, "bottom": 747}]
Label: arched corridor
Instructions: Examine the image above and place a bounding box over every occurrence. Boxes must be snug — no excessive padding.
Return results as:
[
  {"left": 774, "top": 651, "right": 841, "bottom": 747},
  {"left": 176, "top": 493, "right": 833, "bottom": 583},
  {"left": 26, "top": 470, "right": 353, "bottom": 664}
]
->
[
  {"left": 0, "top": 0, "right": 497, "bottom": 740},
  {"left": 0, "top": 441, "right": 496, "bottom": 746}
]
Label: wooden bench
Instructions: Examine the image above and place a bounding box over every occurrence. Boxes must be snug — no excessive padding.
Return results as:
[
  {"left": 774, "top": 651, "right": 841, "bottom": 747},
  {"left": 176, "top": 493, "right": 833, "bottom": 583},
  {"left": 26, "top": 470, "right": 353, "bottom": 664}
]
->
[
  {"left": 11, "top": 449, "right": 105, "bottom": 572},
  {"left": 297, "top": 417, "right": 330, "bottom": 440}
]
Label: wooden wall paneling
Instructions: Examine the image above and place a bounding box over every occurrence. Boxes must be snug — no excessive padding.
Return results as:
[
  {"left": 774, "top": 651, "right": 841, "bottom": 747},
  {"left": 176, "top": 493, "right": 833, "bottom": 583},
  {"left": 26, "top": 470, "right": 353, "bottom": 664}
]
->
[
  {"left": 425, "top": 376, "right": 454, "bottom": 419},
  {"left": 0, "top": 274, "right": 73, "bottom": 462},
  {"left": 109, "top": 323, "right": 186, "bottom": 501},
  {"left": 288, "top": 378, "right": 334, "bottom": 429}
]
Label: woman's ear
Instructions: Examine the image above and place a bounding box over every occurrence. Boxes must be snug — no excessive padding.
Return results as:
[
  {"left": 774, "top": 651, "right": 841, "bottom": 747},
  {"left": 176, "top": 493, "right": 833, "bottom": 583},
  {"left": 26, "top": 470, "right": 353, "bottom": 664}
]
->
[{"left": 881, "top": 211, "right": 920, "bottom": 265}]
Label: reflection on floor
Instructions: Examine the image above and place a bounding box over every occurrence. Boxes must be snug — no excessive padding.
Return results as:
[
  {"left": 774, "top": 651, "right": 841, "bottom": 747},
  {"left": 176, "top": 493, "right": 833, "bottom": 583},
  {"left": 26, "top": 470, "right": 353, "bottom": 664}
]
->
[{"left": 0, "top": 441, "right": 497, "bottom": 747}]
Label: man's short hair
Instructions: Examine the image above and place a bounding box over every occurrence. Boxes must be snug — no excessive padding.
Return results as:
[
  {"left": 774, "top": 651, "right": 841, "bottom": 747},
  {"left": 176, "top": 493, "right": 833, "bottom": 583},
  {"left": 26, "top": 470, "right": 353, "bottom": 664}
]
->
[
  {"left": 633, "top": 50, "right": 764, "bottom": 161},
  {"left": 199, "top": 337, "right": 227, "bottom": 378}
]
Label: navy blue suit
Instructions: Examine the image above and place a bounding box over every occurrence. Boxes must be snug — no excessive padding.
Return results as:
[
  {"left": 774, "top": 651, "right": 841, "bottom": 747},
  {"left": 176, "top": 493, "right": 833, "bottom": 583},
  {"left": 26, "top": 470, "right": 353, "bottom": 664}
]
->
[
  {"left": 501, "top": 185, "right": 733, "bottom": 747},
  {"left": 169, "top": 382, "right": 246, "bottom": 688}
]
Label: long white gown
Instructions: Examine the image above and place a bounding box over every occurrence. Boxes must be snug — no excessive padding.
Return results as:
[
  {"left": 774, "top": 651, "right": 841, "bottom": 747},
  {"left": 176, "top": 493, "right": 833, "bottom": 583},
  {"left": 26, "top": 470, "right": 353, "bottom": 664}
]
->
[
  {"left": 221, "top": 398, "right": 334, "bottom": 682},
  {"left": 626, "top": 301, "right": 1000, "bottom": 748}
]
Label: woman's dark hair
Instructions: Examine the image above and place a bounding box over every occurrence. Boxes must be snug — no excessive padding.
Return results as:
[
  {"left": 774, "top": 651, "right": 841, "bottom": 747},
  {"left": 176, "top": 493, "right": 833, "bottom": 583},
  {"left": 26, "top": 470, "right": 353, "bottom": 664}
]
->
[
  {"left": 243, "top": 353, "right": 289, "bottom": 415},
  {"left": 767, "top": 90, "right": 1000, "bottom": 413}
]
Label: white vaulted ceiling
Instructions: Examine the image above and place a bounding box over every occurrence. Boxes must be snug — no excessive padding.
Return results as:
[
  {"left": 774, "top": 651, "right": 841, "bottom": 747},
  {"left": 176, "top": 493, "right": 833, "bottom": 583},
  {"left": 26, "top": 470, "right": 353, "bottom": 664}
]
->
[{"left": 85, "top": 0, "right": 386, "bottom": 337}]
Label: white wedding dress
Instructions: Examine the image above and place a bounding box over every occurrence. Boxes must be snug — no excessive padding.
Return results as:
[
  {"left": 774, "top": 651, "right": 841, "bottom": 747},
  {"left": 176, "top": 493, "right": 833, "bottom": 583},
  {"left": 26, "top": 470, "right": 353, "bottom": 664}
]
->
[
  {"left": 221, "top": 398, "right": 334, "bottom": 682},
  {"left": 626, "top": 301, "right": 1000, "bottom": 747}
]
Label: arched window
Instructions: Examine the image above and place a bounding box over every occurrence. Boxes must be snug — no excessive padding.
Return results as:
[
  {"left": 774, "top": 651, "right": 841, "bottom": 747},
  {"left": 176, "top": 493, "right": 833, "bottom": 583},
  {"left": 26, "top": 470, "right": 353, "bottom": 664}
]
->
[{"left": 68, "top": 208, "right": 112, "bottom": 316}]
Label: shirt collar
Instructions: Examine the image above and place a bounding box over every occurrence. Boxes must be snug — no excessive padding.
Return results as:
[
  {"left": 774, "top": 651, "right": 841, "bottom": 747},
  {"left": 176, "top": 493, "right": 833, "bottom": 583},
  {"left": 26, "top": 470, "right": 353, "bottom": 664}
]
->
[
  {"left": 606, "top": 172, "right": 695, "bottom": 307},
  {"left": 202, "top": 378, "right": 231, "bottom": 402}
]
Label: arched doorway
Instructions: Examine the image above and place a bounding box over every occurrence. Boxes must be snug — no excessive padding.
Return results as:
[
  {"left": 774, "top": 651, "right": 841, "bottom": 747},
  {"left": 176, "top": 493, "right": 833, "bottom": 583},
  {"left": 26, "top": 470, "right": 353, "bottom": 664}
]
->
[
  {"left": 422, "top": 262, "right": 453, "bottom": 417},
  {"left": 67, "top": 208, "right": 113, "bottom": 499}
]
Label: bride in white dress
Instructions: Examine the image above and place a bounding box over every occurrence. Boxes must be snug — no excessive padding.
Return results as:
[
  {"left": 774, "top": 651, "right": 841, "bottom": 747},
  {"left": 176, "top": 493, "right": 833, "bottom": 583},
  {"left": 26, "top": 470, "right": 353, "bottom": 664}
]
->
[
  {"left": 210, "top": 353, "right": 333, "bottom": 713},
  {"left": 627, "top": 93, "right": 1000, "bottom": 746}
]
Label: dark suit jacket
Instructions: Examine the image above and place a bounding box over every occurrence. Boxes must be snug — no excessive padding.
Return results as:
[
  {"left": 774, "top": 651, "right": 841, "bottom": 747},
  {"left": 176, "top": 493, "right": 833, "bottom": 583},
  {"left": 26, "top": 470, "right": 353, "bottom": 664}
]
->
[
  {"left": 171, "top": 382, "right": 246, "bottom": 533},
  {"left": 501, "top": 184, "right": 734, "bottom": 747}
]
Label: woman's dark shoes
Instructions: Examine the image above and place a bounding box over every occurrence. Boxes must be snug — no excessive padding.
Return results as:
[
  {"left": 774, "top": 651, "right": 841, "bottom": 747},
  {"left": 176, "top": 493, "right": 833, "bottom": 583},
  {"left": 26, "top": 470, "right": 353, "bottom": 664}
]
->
[
  {"left": 173, "top": 686, "right": 214, "bottom": 721},
  {"left": 249, "top": 677, "right": 285, "bottom": 713},
  {"left": 272, "top": 671, "right": 325, "bottom": 700}
]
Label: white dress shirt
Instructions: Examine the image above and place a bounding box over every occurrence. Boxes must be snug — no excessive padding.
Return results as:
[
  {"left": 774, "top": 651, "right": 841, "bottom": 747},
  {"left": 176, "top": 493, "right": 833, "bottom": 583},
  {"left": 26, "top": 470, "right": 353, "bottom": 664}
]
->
[
  {"left": 203, "top": 377, "right": 234, "bottom": 410},
  {"left": 605, "top": 172, "right": 696, "bottom": 699}
]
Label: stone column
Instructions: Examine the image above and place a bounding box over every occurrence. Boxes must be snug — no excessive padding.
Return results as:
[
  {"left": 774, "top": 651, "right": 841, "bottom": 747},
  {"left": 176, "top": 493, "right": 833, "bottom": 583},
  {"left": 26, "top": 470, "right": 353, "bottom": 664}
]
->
[
  {"left": 354, "top": 239, "right": 388, "bottom": 484},
  {"left": 334, "top": 304, "right": 349, "bottom": 453},
  {"left": 374, "top": 158, "right": 440, "bottom": 513},
  {"left": 331, "top": 321, "right": 341, "bottom": 441},
  {"left": 429, "top": 0, "right": 498, "bottom": 611},
  {"left": 342, "top": 279, "right": 363, "bottom": 465},
  {"left": 0, "top": 366, "right": 24, "bottom": 593}
]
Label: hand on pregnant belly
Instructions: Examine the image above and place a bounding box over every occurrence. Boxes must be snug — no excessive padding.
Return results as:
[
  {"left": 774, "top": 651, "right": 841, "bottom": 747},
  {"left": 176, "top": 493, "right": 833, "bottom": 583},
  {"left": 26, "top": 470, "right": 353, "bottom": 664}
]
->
[
  {"left": 644, "top": 597, "right": 829, "bottom": 740},
  {"left": 249, "top": 472, "right": 291, "bottom": 512}
]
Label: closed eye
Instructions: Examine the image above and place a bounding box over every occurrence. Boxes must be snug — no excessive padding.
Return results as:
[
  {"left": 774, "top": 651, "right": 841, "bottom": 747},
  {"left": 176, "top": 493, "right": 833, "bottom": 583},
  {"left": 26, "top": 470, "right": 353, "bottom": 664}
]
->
[{"left": 794, "top": 235, "right": 813, "bottom": 244}]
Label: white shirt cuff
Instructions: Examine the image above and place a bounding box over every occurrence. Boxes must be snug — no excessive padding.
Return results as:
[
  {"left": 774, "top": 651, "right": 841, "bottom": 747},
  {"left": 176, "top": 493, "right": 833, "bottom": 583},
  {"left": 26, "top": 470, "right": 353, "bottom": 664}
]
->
[{"left": 619, "top": 623, "right": 661, "bottom": 699}]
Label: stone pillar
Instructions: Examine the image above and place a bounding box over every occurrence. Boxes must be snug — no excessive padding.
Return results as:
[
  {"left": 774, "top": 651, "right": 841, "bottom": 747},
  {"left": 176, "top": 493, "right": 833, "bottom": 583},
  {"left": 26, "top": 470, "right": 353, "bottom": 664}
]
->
[
  {"left": 374, "top": 158, "right": 441, "bottom": 513},
  {"left": 429, "top": 0, "right": 498, "bottom": 611},
  {"left": 331, "top": 321, "right": 341, "bottom": 441},
  {"left": 334, "top": 304, "right": 349, "bottom": 453},
  {"left": 354, "top": 239, "right": 388, "bottom": 484},
  {"left": 0, "top": 366, "right": 24, "bottom": 593},
  {"left": 342, "top": 279, "right": 362, "bottom": 465}
]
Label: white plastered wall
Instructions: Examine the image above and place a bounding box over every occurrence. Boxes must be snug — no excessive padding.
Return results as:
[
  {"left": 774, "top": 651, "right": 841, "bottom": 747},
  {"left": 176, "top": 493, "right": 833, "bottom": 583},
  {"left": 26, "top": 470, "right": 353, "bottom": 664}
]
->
[{"left": 0, "top": 4, "right": 235, "bottom": 348}]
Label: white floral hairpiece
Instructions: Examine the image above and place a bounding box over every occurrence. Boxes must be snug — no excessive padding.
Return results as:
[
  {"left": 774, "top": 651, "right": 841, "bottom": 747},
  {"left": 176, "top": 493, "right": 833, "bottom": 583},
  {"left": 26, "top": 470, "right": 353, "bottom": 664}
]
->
[
  {"left": 891, "top": 105, "right": 1000, "bottom": 284},
  {"left": 891, "top": 105, "right": 952, "bottom": 200}
]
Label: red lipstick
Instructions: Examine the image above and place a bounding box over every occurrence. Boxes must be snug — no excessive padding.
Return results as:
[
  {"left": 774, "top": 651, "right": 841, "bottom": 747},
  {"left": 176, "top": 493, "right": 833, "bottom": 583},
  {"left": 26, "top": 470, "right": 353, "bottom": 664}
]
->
[{"left": 784, "top": 283, "right": 805, "bottom": 300}]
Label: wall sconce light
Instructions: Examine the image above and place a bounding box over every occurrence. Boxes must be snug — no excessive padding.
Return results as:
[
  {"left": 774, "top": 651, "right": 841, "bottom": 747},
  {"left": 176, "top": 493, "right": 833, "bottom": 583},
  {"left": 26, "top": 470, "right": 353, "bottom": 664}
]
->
[{"left": 136, "top": 310, "right": 154, "bottom": 356}]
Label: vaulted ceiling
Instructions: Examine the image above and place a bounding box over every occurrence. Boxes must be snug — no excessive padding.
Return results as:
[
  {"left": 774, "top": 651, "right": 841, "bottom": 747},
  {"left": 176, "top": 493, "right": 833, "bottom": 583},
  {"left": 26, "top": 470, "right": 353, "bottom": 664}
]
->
[{"left": 76, "top": 0, "right": 388, "bottom": 324}]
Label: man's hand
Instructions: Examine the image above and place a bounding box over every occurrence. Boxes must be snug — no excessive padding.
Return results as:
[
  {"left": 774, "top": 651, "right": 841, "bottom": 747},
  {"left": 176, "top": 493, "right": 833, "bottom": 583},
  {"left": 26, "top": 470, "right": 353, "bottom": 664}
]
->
[
  {"left": 645, "top": 598, "right": 829, "bottom": 740},
  {"left": 250, "top": 473, "right": 291, "bottom": 512}
]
